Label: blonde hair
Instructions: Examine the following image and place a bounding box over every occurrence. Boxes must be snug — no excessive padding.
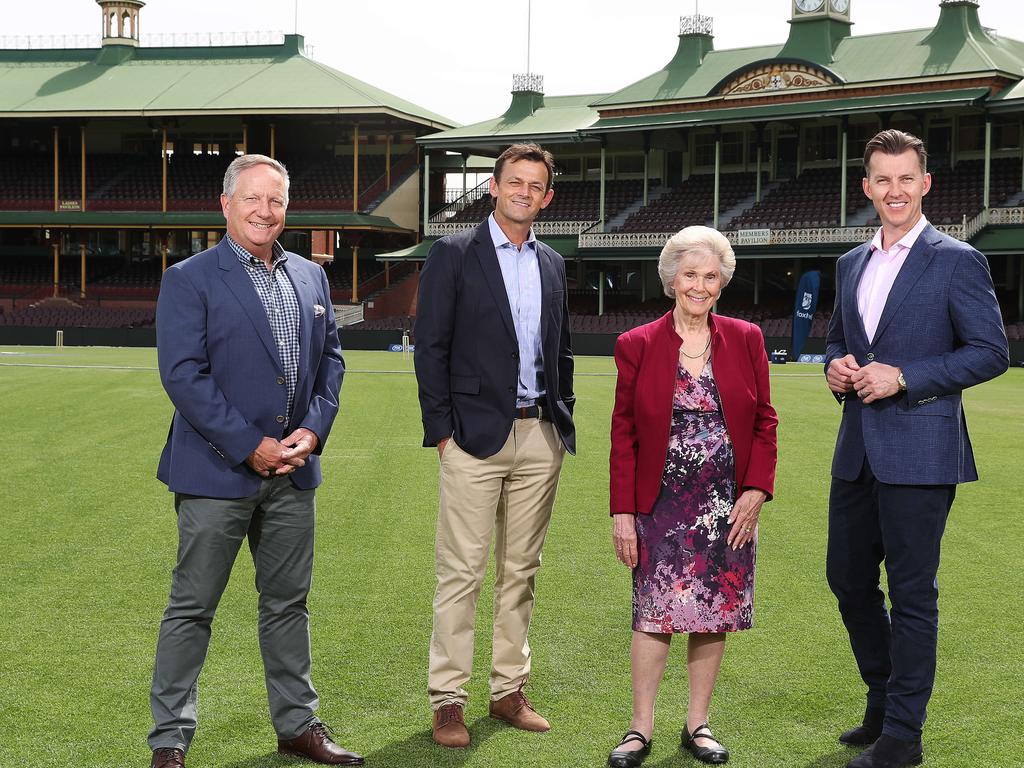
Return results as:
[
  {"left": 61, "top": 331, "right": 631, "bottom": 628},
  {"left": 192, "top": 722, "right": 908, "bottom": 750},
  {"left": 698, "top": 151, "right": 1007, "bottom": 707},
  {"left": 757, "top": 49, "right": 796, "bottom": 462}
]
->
[{"left": 658, "top": 226, "right": 736, "bottom": 298}]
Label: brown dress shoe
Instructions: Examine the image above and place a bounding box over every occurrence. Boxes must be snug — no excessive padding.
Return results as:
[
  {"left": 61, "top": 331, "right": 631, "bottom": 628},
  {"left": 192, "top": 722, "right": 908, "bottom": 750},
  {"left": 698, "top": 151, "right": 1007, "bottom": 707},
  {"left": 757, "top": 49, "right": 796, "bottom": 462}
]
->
[
  {"left": 150, "top": 747, "right": 185, "bottom": 768},
  {"left": 277, "top": 723, "right": 364, "bottom": 765},
  {"left": 432, "top": 703, "right": 470, "bottom": 748},
  {"left": 489, "top": 690, "right": 550, "bottom": 732}
]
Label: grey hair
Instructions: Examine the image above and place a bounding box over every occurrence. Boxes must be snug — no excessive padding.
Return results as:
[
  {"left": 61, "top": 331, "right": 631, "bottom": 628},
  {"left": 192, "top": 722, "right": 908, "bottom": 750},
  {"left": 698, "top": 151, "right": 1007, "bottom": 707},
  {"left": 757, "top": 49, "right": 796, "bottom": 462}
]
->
[
  {"left": 658, "top": 225, "right": 736, "bottom": 298},
  {"left": 222, "top": 154, "right": 290, "bottom": 205}
]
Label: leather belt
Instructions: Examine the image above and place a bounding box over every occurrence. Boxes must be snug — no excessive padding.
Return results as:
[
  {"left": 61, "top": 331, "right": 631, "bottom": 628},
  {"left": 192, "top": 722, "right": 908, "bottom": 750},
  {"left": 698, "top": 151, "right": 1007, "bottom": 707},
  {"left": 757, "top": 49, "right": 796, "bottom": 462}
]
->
[{"left": 514, "top": 404, "right": 549, "bottom": 421}]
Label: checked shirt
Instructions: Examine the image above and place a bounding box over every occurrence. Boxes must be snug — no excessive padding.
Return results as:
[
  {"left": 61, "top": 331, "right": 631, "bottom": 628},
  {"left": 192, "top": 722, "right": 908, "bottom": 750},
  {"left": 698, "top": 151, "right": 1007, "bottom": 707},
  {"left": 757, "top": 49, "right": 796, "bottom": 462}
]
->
[{"left": 227, "top": 235, "right": 301, "bottom": 420}]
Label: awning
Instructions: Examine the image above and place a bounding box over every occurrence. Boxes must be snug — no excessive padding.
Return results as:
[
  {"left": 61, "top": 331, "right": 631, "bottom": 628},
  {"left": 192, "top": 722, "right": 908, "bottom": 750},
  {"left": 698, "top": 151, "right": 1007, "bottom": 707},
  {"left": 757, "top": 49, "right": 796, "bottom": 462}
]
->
[{"left": 585, "top": 88, "right": 990, "bottom": 134}]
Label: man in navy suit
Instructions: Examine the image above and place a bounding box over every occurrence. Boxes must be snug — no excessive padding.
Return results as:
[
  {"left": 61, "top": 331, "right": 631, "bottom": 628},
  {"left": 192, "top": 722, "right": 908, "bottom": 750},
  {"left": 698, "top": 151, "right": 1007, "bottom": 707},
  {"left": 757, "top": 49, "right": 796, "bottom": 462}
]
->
[
  {"left": 149, "top": 155, "right": 361, "bottom": 767},
  {"left": 415, "top": 143, "right": 575, "bottom": 748},
  {"left": 825, "top": 130, "right": 1008, "bottom": 768}
]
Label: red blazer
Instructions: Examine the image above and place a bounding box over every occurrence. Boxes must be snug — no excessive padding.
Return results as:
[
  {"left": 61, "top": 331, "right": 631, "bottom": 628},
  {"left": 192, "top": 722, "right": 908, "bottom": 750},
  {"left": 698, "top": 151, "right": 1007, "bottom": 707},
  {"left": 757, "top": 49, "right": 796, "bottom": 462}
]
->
[{"left": 610, "top": 311, "right": 778, "bottom": 515}]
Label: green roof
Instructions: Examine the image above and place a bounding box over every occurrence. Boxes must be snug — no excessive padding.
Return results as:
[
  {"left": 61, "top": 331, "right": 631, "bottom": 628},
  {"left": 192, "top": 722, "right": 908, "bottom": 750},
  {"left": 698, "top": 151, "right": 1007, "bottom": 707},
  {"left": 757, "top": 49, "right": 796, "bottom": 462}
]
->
[
  {"left": 595, "top": 4, "right": 1024, "bottom": 108},
  {"left": 418, "top": 92, "right": 603, "bottom": 150},
  {"left": 587, "top": 87, "right": 989, "bottom": 133},
  {"left": 0, "top": 36, "right": 455, "bottom": 127},
  {"left": 0, "top": 210, "right": 409, "bottom": 231}
]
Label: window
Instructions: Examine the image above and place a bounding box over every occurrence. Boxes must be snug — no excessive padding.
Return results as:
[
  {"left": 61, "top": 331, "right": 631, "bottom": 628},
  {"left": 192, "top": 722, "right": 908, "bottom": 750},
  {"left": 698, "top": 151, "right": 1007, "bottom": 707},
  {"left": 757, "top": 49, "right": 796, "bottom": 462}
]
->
[{"left": 958, "top": 115, "right": 984, "bottom": 152}]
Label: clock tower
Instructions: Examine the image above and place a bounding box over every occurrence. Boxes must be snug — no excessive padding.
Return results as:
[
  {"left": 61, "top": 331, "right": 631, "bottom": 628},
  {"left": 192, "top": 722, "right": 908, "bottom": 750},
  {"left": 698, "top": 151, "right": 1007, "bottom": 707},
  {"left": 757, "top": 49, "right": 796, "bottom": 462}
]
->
[
  {"left": 782, "top": 0, "right": 852, "bottom": 63},
  {"left": 792, "top": 0, "right": 851, "bottom": 23}
]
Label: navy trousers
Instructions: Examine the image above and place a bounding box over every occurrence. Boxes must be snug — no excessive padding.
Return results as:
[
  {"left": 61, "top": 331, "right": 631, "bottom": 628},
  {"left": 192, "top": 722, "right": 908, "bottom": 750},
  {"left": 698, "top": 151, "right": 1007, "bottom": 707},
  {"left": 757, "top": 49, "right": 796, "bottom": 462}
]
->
[{"left": 826, "top": 457, "right": 955, "bottom": 741}]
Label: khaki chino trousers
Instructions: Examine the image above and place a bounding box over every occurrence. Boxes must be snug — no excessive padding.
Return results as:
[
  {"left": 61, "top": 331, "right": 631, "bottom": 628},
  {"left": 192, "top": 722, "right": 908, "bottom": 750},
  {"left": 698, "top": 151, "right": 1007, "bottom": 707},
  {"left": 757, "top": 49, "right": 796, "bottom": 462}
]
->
[{"left": 428, "top": 417, "right": 565, "bottom": 709}]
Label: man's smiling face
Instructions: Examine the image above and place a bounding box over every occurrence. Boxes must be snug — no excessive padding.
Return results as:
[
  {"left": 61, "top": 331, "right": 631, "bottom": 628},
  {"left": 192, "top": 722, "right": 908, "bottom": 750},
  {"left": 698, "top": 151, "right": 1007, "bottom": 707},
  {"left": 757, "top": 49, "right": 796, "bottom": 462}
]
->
[{"left": 221, "top": 163, "right": 287, "bottom": 260}]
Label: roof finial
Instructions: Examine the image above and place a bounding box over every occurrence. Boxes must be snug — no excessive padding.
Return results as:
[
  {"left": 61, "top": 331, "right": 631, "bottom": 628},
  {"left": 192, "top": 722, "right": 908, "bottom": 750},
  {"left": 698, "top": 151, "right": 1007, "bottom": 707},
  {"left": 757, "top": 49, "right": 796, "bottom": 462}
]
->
[{"left": 96, "top": 1, "right": 145, "bottom": 47}]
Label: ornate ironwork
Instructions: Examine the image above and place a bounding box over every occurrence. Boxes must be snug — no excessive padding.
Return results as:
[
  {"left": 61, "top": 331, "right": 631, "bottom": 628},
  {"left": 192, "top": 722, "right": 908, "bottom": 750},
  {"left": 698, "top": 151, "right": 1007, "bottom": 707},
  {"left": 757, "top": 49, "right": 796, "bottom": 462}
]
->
[
  {"left": 427, "top": 220, "right": 594, "bottom": 238},
  {"left": 988, "top": 207, "right": 1024, "bottom": 226},
  {"left": 512, "top": 73, "right": 544, "bottom": 93},
  {"left": 0, "top": 34, "right": 100, "bottom": 49},
  {"left": 679, "top": 14, "right": 713, "bottom": 36}
]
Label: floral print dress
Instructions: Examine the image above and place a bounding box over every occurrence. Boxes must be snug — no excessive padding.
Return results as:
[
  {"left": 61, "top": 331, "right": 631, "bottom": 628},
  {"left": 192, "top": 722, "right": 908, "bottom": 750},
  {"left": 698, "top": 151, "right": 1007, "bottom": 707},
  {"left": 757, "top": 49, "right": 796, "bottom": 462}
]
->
[{"left": 632, "top": 357, "right": 755, "bottom": 633}]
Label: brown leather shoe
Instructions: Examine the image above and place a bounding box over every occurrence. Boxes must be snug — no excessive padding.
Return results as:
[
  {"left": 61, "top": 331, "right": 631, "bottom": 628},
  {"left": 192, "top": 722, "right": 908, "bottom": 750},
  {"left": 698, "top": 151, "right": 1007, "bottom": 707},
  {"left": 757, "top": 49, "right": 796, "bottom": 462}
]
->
[
  {"left": 432, "top": 703, "right": 470, "bottom": 748},
  {"left": 150, "top": 748, "right": 185, "bottom": 768},
  {"left": 489, "top": 690, "right": 550, "bottom": 732},
  {"left": 277, "top": 723, "right": 364, "bottom": 765}
]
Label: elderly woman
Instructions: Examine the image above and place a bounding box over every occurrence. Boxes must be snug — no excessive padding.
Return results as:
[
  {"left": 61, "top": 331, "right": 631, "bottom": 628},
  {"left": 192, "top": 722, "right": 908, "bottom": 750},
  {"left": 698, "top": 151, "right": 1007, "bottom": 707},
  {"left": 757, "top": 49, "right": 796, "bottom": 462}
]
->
[{"left": 606, "top": 226, "right": 778, "bottom": 767}]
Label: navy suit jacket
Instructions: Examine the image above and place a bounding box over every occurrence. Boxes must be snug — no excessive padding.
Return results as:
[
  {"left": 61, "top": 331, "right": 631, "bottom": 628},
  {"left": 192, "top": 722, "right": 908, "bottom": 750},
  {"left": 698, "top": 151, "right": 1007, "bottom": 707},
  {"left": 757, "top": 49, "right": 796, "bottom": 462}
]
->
[
  {"left": 825, "top": 224, "right": 1008, "bottom": 485},
  {"left": 414, "top": 221, "right": 576, "bottom": 459},
  {"left": 156, "top": 239, "right": 344, "bottom": 499}
]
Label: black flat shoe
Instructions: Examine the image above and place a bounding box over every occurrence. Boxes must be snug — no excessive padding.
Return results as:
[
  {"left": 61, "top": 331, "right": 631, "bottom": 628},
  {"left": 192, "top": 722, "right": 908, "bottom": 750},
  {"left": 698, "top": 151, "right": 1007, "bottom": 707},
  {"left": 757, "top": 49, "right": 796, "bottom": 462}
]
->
[
  {"left": 846, "top": 734, "right": 922, "bottom": 768},
  {"left": 681, "top": 722, "right": 729, "bottom": 764},
  {"left": 839, "top": 706, "right": 885, "bottom": 747},
  {"left": 608, "top": 730, "right": 652, "bottom": 768}
]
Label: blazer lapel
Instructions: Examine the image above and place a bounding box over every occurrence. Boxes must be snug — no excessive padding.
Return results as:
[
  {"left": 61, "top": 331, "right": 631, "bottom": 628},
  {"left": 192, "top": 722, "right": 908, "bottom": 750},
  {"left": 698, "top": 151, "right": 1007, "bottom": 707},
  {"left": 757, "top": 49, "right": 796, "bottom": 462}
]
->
[
  {"left": 217, "top": 242, "right": 283, "bottom": 371},
  {"left": 845, "top": 243, "right": 872, "bottom": 348},
  {"left": 870, "top": 225, "right": 939, "bottom": 345},
  {"left": 536, "top": 241, "right": 554, "bottom": 346},
  {"left": 287, "top": 259, "right": 314, "bottom": 392},
  {"left": 474, "top": 222, "right": 517, "bottom": 342}
]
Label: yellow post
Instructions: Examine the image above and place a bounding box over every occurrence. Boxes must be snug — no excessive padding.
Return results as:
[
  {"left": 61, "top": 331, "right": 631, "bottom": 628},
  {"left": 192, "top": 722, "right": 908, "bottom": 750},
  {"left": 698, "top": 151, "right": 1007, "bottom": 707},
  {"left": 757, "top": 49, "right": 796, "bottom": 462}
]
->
[
  {"left": 162, "top": 234, "right": 168, "bottom": 273},
  {"left": 385, "top": 260, "right": 390, "bottom": 287},
  {"left": 352, "top": 123, "right": 360, "bottom": 211},
  {"left": 385, "top": 133, "right": 392, "bottom": 190},
  {"left": 52, "top": 242, "right": 60, "bottom": 297},
  {"left": 242, "top": 124, "right": 248, "bottom": 155},
  {"left": 162, "top": 126, "right": 168, "bottom": 213},
  {"left": 80, "top": 125, "right": 87, "bottom": 212},
  {"left": 351, "top": 246, "right": 359, "bottom": 303},
  {"left": 53, "top": 126, "right": 59, "bottom": 212},
  {"left": 80, "top": 242, "right": 87, "bottom": 299},
  {"left": 270, "top": 123, "right": 276, "bottom": 159}
]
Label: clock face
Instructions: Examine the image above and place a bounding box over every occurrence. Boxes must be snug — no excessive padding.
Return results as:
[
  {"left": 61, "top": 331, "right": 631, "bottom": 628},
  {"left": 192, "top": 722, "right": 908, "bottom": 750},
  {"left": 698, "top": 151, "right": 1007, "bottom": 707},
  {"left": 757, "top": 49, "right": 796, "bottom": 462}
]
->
[
  {"left": 831, "top": 0, "right": 850, "bottom": 13},
  {"left": 795, "top": 0, "right": 825, "bottom": 11}
]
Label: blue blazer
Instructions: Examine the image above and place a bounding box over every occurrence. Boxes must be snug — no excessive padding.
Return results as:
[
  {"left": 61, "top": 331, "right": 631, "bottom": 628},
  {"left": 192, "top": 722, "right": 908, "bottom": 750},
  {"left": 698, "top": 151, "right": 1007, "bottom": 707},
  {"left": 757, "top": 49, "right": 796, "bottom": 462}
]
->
[
  {"left": 825, "top": 224, "right": 1008, "bottom": 485},
  {"left": 156, "top": 239, "right": 344, "bottom": 499},
  {"left": 414, "top": 220, "right": 576, "bottom": 458}
]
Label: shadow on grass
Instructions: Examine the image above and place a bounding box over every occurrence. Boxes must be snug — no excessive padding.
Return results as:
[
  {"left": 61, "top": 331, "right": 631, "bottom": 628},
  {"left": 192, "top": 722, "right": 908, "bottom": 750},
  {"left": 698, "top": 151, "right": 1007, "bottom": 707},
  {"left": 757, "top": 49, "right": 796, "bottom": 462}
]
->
[
  {"left": 644, "top": 746, "right": 855, "bottom": 768},
  {"left": 218, "top": 717, "right": 503, "bottom": 768}
]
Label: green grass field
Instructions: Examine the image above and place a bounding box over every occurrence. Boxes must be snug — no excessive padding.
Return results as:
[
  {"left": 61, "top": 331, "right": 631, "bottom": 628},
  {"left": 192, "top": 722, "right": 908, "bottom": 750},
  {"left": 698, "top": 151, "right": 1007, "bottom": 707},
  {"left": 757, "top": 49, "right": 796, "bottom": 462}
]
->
[{"left": 1, "top": 347, "right": 1021, "bottom": 768}]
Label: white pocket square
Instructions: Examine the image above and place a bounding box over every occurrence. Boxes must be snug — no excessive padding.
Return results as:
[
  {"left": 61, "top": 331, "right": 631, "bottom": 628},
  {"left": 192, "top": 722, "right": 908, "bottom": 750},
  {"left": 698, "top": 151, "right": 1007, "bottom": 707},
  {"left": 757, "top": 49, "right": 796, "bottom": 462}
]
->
[{"left": 313, "top": 304, "right": 326, "bottom": 318}]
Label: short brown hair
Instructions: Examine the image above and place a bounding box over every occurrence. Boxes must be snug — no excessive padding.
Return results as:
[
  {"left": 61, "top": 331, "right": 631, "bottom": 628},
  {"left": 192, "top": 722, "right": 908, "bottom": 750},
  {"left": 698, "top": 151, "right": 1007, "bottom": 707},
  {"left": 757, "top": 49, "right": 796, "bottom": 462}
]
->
[
  {"left": 863, "top": 129, "right": 928, "bottom": 176},
  {"left": 493, "top": 143, "right": 555, "bottom": 191}
]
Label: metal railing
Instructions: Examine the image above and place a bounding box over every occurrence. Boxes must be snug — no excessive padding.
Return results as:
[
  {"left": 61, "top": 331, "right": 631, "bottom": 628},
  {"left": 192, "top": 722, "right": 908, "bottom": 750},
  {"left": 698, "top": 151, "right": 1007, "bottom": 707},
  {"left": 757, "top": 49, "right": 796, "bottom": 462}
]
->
[
  {"left": 429, "top": 178, "right": 492, "bottom": 224},
  {"left": 332, "top": 303, "right": 364, "bottom": 327},
  {"left": 427, "top": 220, "right": 597, "bottom": 238},
  {"left": 986, "top": 206, "right": 1024, "bottom": 226},
  {"left": 0, "top": 30, "right": 287, "bottom": 49}
]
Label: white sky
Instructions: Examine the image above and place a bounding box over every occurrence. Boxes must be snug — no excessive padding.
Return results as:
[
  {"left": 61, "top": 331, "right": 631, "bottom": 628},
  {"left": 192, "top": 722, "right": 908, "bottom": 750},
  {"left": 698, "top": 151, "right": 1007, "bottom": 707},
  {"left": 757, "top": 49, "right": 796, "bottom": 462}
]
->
[{"left": 4, "top": 0, "right": 1021, "bottom": 126}]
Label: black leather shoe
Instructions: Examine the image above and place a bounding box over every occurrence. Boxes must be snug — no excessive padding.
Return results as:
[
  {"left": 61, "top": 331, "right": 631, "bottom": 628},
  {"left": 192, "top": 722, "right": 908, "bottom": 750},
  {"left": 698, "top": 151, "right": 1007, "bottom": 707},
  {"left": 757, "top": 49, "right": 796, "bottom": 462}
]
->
[
  {"left": 839, "top": 706, "right": 885, "bottom": 746},
  {"left": 846, "top": 734, "right": 923, "bottom": 768},
  {"left": 608, "top": 730, "right": 652, "bottom": 768},
  {"left": 681, "top": 723, "right": 729, "bottom": 764},
  {"left": 150, "top": 748, "right": 185, "bottom": 768}
]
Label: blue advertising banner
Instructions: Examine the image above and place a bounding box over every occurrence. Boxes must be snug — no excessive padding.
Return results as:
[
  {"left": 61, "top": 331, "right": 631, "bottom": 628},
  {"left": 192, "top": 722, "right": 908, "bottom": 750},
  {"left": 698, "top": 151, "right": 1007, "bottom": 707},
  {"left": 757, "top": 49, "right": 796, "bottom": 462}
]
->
[{"left": 791, "top": 270, "right": 821, "bottom": 359}]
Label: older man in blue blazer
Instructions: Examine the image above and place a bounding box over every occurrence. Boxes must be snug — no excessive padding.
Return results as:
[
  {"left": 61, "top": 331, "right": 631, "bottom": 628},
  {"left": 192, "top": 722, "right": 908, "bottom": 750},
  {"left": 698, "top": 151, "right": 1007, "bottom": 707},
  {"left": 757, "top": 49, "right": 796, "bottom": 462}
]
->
[
  {"left": 825, "top": 130, "right": 1008, "bottom": 768},
  {"left": 148, "top": 155, "right": 360, "bottom": 768}
]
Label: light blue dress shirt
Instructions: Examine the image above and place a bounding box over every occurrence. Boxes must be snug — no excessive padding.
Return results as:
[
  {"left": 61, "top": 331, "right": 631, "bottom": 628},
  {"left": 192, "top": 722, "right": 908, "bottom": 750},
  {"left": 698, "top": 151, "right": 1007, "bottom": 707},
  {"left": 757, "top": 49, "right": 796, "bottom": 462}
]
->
[{"left": 487, "top": 213, "right": 545, "bottom": 406}]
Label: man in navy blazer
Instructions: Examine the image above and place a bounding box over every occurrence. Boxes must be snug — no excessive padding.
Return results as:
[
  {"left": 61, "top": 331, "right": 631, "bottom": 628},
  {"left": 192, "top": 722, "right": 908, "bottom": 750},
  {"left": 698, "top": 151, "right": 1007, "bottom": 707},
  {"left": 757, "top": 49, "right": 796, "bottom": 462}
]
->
[
  {"left": 149, "top": 155, "right": 360, "bottom": 767},
  {"left": 415, "top": 144, "right": 575, "bottom": 748},
  {"left": 825, "top": 130, "right": 1008, "bottom": 768}
]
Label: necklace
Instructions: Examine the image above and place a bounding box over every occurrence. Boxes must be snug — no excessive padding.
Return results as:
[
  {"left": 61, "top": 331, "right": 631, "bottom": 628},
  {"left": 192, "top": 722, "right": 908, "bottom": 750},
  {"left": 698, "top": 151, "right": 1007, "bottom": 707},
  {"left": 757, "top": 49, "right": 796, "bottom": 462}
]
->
[{"left": 679, "top": 334, "right": 711, "bottom": 360}]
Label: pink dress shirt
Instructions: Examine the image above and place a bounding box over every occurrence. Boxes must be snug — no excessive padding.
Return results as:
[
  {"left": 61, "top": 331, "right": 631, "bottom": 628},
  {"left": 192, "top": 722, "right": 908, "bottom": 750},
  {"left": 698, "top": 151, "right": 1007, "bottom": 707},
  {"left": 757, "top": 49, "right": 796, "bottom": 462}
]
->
[{"left": 857, "top": 215, "right": 929, "bottom": 342}]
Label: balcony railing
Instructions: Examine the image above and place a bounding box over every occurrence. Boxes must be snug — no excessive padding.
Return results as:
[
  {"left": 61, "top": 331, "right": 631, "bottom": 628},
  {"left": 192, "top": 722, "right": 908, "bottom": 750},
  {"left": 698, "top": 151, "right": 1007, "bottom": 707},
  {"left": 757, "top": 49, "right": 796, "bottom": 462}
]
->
[
  {"left": 987, "top": 206, "right": 1024, "bottom": 225},
  {"left": 427, "top": 220, "right": 597, "bottom": 238}
]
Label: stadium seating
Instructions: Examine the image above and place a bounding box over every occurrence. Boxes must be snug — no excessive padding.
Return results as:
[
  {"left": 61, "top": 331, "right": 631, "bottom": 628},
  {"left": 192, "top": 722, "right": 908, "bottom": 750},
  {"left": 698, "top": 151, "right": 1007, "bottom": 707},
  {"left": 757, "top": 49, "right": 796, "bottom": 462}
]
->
[
  {"left": 444, "top": 179, "right": 651, "bottom": 224},
  {"left": 728, "top": 167, "right": 865, "bottom": 230},
  {"left": 616, "top": 173, "right": 761, "bottom": 232}
]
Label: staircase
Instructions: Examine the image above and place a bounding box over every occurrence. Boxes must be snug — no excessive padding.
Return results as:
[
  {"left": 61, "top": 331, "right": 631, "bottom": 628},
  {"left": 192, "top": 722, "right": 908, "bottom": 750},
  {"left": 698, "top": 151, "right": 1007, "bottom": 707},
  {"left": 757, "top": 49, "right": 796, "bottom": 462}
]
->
[
  {"left": 721, "top": 181, "right": 783, "bottom": 228},
  {"left": 606, "top": 186, "right": 670, "bottom": 231}
]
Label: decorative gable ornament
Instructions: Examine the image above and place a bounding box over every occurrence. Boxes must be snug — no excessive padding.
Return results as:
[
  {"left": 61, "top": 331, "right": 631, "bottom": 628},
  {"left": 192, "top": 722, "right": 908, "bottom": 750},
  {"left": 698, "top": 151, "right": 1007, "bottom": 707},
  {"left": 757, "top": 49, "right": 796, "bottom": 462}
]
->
[{"left": 719, "top": 63, "right": 836, "bottom": 95}]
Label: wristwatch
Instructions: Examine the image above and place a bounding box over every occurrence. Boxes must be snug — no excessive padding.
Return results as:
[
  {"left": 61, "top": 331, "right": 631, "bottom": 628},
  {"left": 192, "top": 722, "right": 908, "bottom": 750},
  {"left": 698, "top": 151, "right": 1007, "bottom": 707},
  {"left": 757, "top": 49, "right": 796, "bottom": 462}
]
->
[{"left": 897, "top": 370, "right": 907, "bottom": 392}]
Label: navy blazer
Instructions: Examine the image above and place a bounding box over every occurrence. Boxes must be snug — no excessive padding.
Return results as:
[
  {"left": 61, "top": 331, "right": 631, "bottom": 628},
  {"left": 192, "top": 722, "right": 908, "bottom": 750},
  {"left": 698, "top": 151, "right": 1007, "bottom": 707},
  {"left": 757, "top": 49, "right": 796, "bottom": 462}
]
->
[
  {"left": 825, "top": 224, "right": 1008, "bottom": 485},
  {"left": 156, "top": 239, "right": 344, "bottom": 499},
  {"left": 414, "top": 220, "right": 576, "bottom": 458}
]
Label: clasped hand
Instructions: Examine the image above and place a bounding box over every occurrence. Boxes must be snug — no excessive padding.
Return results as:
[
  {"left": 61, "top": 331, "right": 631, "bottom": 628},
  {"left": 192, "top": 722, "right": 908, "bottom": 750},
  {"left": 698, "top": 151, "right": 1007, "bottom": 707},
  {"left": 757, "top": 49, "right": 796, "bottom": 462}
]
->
[
  {"left": 245, "top": 428, "right": 318, "bottom": 477},
  {"left": 827, "top": 355, "right": 900, "bottom": 404}
]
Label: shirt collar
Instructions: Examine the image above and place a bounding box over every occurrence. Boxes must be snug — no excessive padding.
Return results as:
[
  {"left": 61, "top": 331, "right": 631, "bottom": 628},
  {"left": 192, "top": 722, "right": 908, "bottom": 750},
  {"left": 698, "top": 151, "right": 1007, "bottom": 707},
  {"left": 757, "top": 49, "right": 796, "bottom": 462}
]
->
[
  {"left": 226, "top": 234, "right": 287, "bottom": 267},
  {"left": 870, "top": 214, "right": 929, "bottom": 255},
  {"left": 488, "top": 212, "right": 536, "bottom": 252}
]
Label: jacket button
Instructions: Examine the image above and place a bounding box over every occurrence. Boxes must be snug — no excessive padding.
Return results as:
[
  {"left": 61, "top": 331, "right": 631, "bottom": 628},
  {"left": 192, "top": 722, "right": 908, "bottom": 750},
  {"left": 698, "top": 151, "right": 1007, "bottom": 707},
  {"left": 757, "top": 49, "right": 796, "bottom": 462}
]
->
[
  {"left": 276, "top": 376, "right": 285, "bottom": 385},
  {"left": 866, "top": 352, "right": 875, "bottom": 361},
  {"left": 276, "top": 415, "right": 285, "bottom": 423}
]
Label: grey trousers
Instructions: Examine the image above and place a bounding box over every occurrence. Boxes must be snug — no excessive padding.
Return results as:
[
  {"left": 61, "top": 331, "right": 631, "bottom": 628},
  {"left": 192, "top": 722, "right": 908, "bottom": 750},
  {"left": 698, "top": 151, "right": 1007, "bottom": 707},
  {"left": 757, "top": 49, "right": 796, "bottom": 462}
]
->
[{"left": 148, "top": 476, "right": 320, "bottom": 752}]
